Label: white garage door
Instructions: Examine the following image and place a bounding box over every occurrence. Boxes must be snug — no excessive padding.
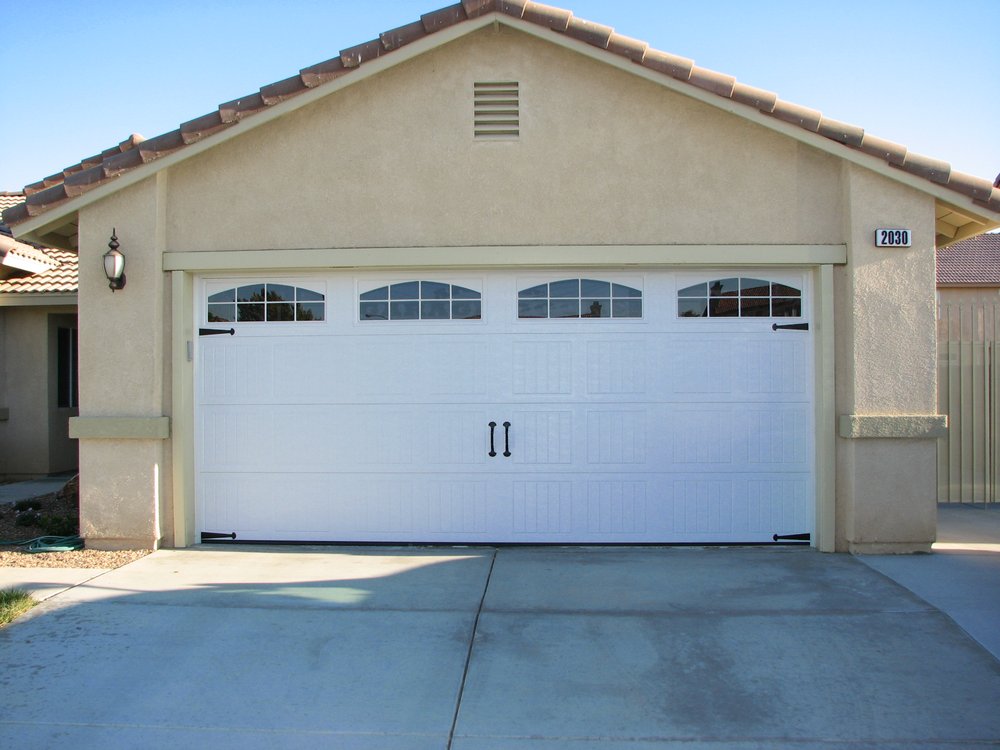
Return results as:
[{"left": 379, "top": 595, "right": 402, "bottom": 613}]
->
[{"left": 196, "top": 269, "right": 814, "bottom": 543}]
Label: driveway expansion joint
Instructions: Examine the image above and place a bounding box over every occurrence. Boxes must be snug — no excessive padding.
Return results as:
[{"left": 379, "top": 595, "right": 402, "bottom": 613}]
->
[{"left": 447, "top": 546, "right": 496, "bottom": 750}]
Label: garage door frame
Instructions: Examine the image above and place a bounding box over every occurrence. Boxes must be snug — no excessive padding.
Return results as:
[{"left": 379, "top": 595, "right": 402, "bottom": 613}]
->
[{"left": 167, "top": 244, "right": 843, "bottom": 549}]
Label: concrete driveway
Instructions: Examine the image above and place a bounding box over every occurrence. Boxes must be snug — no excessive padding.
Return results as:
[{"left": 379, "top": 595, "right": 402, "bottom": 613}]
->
[{"left": 3, "top": 539, "right": 1000, "bottom": 749}]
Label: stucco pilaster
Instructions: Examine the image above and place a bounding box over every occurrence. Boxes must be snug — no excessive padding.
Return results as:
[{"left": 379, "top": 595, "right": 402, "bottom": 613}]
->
[
  {"left": 76, "top": 177, "right": 169, "bottom": 549},
  {"left": 836, "top": 164, "right": 939, "bottom": 552}
]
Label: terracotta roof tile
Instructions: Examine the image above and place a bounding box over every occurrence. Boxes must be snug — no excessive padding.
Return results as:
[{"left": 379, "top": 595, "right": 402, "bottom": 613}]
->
[
  {"left": 422, "top": 4, "right": 468, "bottom": 32},
  {"left": 522, "top": 2, "right": 572, "bottom": 32},
  {"left": 859, "top": 133, "right": 907, "bottom": 166},
  {"left": 0, "top": 193, "right": 23, "bottom": 214},
  {"left": 462, "top": 0, "right": 497, "bottom": 19},
  {"left": 382, "top": 19, "right": 428, "bottom": 50},
  {"left": 730, "top": 82, "right": 778, "bottom": 112},
  {"left": 4, "top": 0, "right": 999, "bottom": 234},
  {"left": 180, "top": 111, "right": 230, "bottom": 143},
  {"left": 218, "top": 93, "right": 267, "bottom": 123},
  {"left": 563, "top": 17, "right": 613, "bottom": 49},
  {"left": 497, "top": 0, "right": 528, "bottom": 16},
  {"left": 299, "top": 57, "right": 349, "bottom": 88},
  {"left": 817, "top": 118, "right": 864, "bottom": 148},
  {"left": 688, "top": 67, "right": 736, "bottom": 99},
  {"left": 641, "top": 48, "right": 694, "bottom": 81},
  {"left": 606, "top": 31, "right": 647, "bottom": 62},
  {"left": 770, "top": 100, "right": 822, "bottom": 132},
  {"left": 901, "top": 151, "right": 950, "bottom": 185},
  {"left": 259, "top": 75, "right": 310, "bottom": 106},
  {"left": 64, "top": 164, "right": 112, "bottom": 197},
  {"left": 946, "top": 171, "right": 995, "bottom": 203},
  {"left": 937, "top": 233, "right": 1000, "bottom": 286},
  {"left": 0, "top": 194, "right": 28, "bottom": 227},
  {"left": 340, "top": 38, "right": 387, "bottom": 68},
  {"left": 24, "top": 184, "right": 70, "bottom": 215}
]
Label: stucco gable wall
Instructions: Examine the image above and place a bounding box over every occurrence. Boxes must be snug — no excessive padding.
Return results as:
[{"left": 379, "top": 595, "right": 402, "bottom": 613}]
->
[{"left": 164, "top": 25, "right": 844, "bottom": 252}]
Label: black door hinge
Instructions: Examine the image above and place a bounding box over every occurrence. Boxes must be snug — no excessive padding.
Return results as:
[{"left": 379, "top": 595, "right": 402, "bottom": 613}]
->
[
  {"left": 199, "top": 328, "right": 235, "bottom": 336},
  {"left": 772, "top": 532, "right": 810, "bottom": 542},
  {"left": 201, "top": 531, "right": 237, "bottom": 541},
  {"left": 772, "top": 323, "right": 809, "bottom": 331}
]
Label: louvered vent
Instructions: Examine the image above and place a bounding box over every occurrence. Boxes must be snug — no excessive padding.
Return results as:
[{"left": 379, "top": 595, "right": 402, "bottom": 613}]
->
[{"left": 474, "top": 81, "right": 519, "bottom": 139}]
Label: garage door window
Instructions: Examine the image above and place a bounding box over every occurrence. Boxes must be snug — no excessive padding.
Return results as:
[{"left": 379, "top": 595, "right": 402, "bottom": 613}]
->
[
  {"left": 518, "top": 279, "right": 642, "bottom": 319},
  {"left": 360, "top": 281, "right": 482, "bottom": 321},
  {"left": 677, "top": 277, "right": 801, "bottom": 318},
  {"left": 207, "top": 283, "right": 325, "bottom": 322}
]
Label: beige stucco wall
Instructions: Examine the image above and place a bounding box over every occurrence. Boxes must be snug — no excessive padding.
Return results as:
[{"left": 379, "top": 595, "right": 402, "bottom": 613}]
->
[
  {"left": 0, "top": 305, "right": 78, "bottom": 478},
  {"left": 77, "top": 177, "right": 170, "bottom": 549},
  {"left": 165, "top": 26, "right": 843, "bottom": 251},
  {"left": 69, "top": 24, "right": 946, "bottom": 550}
]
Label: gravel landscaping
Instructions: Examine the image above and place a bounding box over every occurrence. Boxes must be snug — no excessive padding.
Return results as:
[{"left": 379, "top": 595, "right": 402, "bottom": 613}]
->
[{"left": 0, "top": 477, "right": 150, "bottom": 569}]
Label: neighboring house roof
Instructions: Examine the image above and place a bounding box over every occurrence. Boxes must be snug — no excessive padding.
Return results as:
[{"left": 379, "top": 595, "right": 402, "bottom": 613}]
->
[
  {"left": 0, "top": 247, "right": 78, "bottom": 295},
  {"left": 0, "top": 192, "right": 23, "bottom": 216},
  {"left": 3, "top": 0, "right": 998, "bottom": 248},
  {"left": 0, "top": 191, "right": 78, "bottom": 296},
  {"left": 937, "top": 233, "right": 1000, "bottom": 287}
]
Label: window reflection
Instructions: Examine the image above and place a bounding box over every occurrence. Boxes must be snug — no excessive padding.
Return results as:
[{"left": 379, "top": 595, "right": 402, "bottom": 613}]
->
[
  {"left": 517, "top": 279, "right": 642, "bottom": 319},
  {"left": 678, "top": 277, "right": 801, "bottom": 319},
  {"left": 359, "top": 282, "right": 482, "bottom": 321},
  {"left": 207, "top": 283, "right": 325, "bottom": 323}
]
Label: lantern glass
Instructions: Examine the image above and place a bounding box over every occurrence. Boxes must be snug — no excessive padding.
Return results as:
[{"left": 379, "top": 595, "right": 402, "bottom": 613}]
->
[{"left": 104, "top": 249, "right": 125, "bottom": 281}]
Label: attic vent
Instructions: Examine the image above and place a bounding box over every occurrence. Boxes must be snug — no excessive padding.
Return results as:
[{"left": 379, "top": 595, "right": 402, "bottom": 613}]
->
[{"left": 474, "top": 81, "right": 519, "bottom": 139}]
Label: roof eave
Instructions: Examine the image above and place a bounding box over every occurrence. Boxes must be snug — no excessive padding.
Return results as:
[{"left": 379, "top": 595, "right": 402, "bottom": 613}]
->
[
  {"left": 9, "top": 11, "right": 1000, "bottom": 244},
  {"left": 9, "top": 13, "right": 500, "bottom": 243}
]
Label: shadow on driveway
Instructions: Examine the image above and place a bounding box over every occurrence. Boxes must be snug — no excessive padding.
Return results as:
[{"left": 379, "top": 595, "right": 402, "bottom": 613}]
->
[{"left": 1, "top": 545, "right": 999, "bottom": 749}]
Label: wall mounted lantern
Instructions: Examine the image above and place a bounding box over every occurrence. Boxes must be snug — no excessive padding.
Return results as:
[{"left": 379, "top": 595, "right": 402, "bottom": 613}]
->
[{"left": 103, "top": 229, "right": 126, "bottom": 291}]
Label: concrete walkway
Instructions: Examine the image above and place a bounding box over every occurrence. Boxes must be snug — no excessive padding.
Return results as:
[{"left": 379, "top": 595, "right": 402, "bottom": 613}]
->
[
  {"left": 0, "top": 473, "right": 74, "bottom": 505},
  {"left": 859, "top": 503, "right": 1000, "bottom": 660},
  {"left": 1, "top": 512, "right": 999, "bottom": 748}
]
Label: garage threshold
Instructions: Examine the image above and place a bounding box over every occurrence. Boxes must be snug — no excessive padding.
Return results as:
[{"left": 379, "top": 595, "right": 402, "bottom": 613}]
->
[{"left": 198, "top": 539, "right": 812, "bottom": 548}]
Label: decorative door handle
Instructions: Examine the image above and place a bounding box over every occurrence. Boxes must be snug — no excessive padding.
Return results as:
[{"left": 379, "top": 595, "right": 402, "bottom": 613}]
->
[
  {"left": 503, "top": 421, "right": 511, "bottom": 457},
  {"left": 488, "top": 421, "right": 497, "bottom": 457}
]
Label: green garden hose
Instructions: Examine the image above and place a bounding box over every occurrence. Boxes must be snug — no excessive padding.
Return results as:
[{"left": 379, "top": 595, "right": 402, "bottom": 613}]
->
[{"left": 0, "top": 535, "right": 84, "bottom": 552}]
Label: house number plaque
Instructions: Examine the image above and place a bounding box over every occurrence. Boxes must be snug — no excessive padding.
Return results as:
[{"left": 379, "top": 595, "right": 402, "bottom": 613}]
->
[{"left": 875, "top": 228, "right": 912, "bottom": 247}]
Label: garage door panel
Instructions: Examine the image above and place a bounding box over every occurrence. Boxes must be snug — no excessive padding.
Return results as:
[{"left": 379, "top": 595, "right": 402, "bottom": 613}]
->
[
  {"left": 511, "top": 340, "right": 574, "bottom": 396},
  {"left": 665, "top": 334, "right": 810, "bottom": 400},
  {"left": 200, "top": 405, "right": 492, "bottom": 471},
  {"left": 585, "top": 480, "right": 649, "bottom": 535},
  {"left": 509, "top": 411, "right": 574, "bottom": 464},
  {"left": 199, "top": 341, "right": 276, "bottom": 402},
  {"left": 739, "top": 338, "right": 809, "bottom": 396},
  {"left": 512, "top": 480, "right": 574, "bottom": 534},
  {"left": 196, "top": 269, "right": 815, "bottom": 544},
  {"left": 585, "top": 410, "right": 647, "bottom": 465},
  {"left": 669, "top": 338, "right": 734, "bottom": 394},
  {"left": 662, "top": 404, "right": 811, "bottom": 471},
  {"left": 665, "top": 475, "right": 810, "bottom": 539},
  {"left": 585, "top": 339, "right": 648, "bottom": 395},
  {"left": 352, "top": 337, "right": 489, "bottom": 398}
]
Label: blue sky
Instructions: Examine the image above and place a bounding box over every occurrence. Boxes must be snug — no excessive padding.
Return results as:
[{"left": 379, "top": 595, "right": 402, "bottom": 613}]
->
[{"left": 2, "top": 0, "right": 998, "bottom": 190}]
